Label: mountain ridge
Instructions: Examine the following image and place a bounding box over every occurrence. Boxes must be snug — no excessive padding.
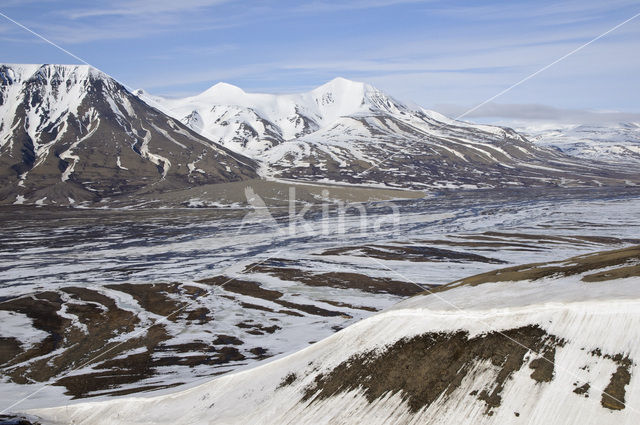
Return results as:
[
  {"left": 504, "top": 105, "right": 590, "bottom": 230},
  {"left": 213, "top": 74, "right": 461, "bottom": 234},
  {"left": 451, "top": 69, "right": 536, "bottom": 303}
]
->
[
  {"left": 141, "top": 78, "right": 640, "bottom": 189},
  {"left": 2, "top": 65, "right": 640, "bottom": 207},
  {"left": 0, "top": 63, "right": 259, "bottom": 206}
]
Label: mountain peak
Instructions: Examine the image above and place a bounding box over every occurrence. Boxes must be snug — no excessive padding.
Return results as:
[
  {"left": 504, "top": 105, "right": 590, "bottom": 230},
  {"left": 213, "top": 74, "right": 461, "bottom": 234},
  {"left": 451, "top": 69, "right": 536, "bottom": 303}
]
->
[
  {"left": 325, "top": 76, "right": 364, "bottom": 86},
  {"left": 312, "top": 77, "right": 368, "bottom": 95},
  {"left": 308, "top": 77, "right": 406, "bottom": 120},
  {"left": 201, "top": 82, "right": 245, "bottom": 98},
  {"left": 0, "top": 63, "right": 107, "bottom": 85},
  {"left": 0, "top": 63, "right": 258, "bottom": 206}
]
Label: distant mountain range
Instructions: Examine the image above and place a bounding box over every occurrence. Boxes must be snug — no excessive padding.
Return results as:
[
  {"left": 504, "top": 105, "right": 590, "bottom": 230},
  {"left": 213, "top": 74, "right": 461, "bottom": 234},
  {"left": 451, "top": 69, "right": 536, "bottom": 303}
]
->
[
  {"left": 515, "top": 122, "right": 640, "bottom": 164},
  {"left": 142, "top": 77, "right": 640, "bottom": 190},
  {"left": 1, "top": 64, "right": 639, "bottom": 206}
]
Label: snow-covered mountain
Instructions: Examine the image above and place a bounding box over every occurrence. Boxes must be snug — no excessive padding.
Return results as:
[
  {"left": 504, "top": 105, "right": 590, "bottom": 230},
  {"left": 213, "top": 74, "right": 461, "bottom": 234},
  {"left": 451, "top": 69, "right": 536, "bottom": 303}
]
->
[
  {"left": 27, "top": 245, "right": 640, "bottom": 424},
  {"left": 143, "top": 79, "right": 640, "bottom": 189},
  {"left": 516, "top": 122, "right": 640, "bottom": 164},
  {"left": 137, "top": 77, "right": 404, "bottom": 157},
  {"left": 0, "top": 64, "right": 258, "bottom": 205},
  {"left": 2, "top": 65, "right": 638, "bottom": 206}
]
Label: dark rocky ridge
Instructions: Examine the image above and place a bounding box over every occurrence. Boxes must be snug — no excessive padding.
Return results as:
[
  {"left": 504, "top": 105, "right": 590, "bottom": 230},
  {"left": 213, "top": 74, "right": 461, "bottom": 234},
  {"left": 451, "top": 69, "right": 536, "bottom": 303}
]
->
[{"left": 0, "top": 64, "right": 258, "bottom": 206}]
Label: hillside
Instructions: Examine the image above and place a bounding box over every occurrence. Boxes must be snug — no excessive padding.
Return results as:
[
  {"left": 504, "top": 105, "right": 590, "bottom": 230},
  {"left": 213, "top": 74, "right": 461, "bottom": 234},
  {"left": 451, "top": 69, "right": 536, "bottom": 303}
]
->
[
  {"left": 25, "top": 245, "right": 640, "bottom": 424},
  {"left": 145, "top": 78, "right": 640, "bottom": 189},
  {"left": 2, "top": 66, "right": 639, "bottom": 207},
  {"left": 0, "top": 64, "right": 258, "bottom": 206}
]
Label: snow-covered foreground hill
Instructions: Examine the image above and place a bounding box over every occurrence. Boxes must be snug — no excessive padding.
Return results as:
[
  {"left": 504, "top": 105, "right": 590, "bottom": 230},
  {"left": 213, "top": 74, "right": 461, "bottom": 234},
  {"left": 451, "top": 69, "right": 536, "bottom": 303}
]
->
[
  {"left": 143, "top": 79, "right": 639, "bottom": 189},
  {"left": 26, "top": 245, "right": 640, "bottom": 424}
]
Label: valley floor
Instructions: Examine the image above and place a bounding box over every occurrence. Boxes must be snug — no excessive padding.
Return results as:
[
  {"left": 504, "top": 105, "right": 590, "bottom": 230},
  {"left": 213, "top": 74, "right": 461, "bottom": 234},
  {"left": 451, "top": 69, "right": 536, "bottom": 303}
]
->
[{"left": 0, "top": 186, "right": 639, "bottom": 422}]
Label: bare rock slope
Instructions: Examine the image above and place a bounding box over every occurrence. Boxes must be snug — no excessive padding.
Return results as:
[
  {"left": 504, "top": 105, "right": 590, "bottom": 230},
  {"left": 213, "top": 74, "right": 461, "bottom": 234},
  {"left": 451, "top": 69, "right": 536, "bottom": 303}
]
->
[{"left": 0, "top": 64, "right": 258, "bottom": 206}]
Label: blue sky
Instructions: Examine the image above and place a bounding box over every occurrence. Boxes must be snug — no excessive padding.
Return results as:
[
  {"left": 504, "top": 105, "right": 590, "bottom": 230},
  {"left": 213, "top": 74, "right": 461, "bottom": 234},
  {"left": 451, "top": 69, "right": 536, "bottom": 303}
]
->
[{"left": 1, "top": 0, "right": 639, "bottom": 120}]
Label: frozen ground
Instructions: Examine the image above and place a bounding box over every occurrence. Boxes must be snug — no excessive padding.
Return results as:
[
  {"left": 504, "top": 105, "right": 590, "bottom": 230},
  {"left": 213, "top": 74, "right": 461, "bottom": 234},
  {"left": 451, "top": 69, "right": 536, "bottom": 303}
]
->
[
  {"left": 1, "top": 187, "right": 640, "bottom": 413},
  {"left": 26, "top": 244, "right": 640, "bottom": 424}
]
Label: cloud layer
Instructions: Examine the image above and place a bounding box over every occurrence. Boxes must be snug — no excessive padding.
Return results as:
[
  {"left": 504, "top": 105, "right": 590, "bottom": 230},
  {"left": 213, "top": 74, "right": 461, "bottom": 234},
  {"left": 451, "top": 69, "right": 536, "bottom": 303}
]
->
[
  {"left": 434, "top": 103, "right": 640, "bottom": 124},
  {"left": 1, "top": 0, "right": 639, "bottom": 116}
]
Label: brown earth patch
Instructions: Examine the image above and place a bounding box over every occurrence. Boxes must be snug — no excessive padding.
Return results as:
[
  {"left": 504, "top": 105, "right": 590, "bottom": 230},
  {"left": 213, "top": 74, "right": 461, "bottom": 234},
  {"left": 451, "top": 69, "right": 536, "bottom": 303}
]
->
[
  {"left": 184, "top": 307, "right": 211, "bottom": 323},
  {"left": 156, "top": 342, "right": 213, "bottom": 353},
  {"left": 236, "top": 321, "right": 281, "bottom": 335},
  {"left": 278, "top": 372, "right": 297, "bottom": 388},
  {"left": 588, "top": 350, "right": 634, "bottom": 411},
  {"left": 243, "top": 260, "right": 424, "bottom": 296},
  {"left": 481, "top": 232, "right": 640, "bottom": 246},
  {"left": 303, "top": 325, "right": 561, "bottom": 415},
  {"left": 240, "top": 302, "right": 276, "bottom": 313},
  {"left": 198, "top": 277, "right": 283, "bottom": 301},
  {"left": 104, "top": 282, "right": 209, "bottom": 324},
  {"left": 319, "top": 300, "right": 379, "bottom": 312},
  {"left": 200, "top": 277, "right": 347, "bottom": 317},
  {"left": 413, "top": 239, "right": 540, "bottom": 251},
  {"left": 182, "top": 285, "right": 208, "bottom": 299},
  {"left": 212, "top": 335, "right": 243, "bottom": 345},
  {"left": 0, "top": 337, "right": 22, "bottom": 365},
  {"left": 529, "top": 345, "right": 558, "bottom": 383},
  {"left": 602, "top": 362, "right": 632, "bottom": 410},
  {"left": 317, "top": 245, "right": 505, "bottom": 264},
  {"left": 249, "top": 347, "right": 269, "bottom": 359},
  {"left": 277, "top": 309, "right": 305, "bottom": 317},
  {"left": 573, "top": 383, "right": 590, "bottom": 397},
  {"left": 62, "top": 287, "right": 120, "bottom": 307},
  {"left": 104, "top": 283, "right": 186, "bottom": 320},
  {"left": 274, "top": 300, "right": 347, "bottom": 317},
  {"left": 0, "top": 289, "right": 142, "bottom": 385},
  {"left": 427, "top": 245, "right": 640, "bottom": 294},
  {"left": 581, "top": 264, "right": 640, "bottom": 282},
  {"left": 238, "top": 301, "right": 304, "bottom": 317},
  {"left": 0, "top": 415, "right": 40, "bottom": 425}
]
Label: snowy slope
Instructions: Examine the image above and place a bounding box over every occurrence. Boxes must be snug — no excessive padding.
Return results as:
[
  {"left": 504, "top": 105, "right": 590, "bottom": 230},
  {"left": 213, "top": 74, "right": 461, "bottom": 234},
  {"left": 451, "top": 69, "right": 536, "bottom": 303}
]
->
[
  {"left": 139, "top": 78, "right": 395, "bottom": 156},
  {"left": 27, "top": 246, "right": 640, "bottom": 424},
  {"left": 144, "top": 79, "right": 640, "bottom": 189},
  {"left": 516, "top": 122, "right": 640, "bottom": 164},
  {"left": 0, "top": 64, "right": 258, "bottom": 205}
]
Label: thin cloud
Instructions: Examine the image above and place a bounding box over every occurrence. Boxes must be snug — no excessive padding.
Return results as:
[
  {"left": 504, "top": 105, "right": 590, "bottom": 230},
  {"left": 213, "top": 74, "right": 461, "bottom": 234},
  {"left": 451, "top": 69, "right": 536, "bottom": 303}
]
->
[
  {"left": 435, "top": 103, "right": 640, "bottom": 124},
  {"left": 293, "top": 0, "right": 436, "bottom": 13},
  {"left": 22, "top": 12, "right": 240, "bottom": 44},
  {"left": 146, "top": 44, "right": 238, "bottom": 61},
  {"left": 65, "top": 0, "right": 232, "bottom": 19},
  {"left": 430, "top": 0, "right": 640, "bottom": 23},
  {"left": 2, "top": 0, "right": 638, "bottom": 113}
]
